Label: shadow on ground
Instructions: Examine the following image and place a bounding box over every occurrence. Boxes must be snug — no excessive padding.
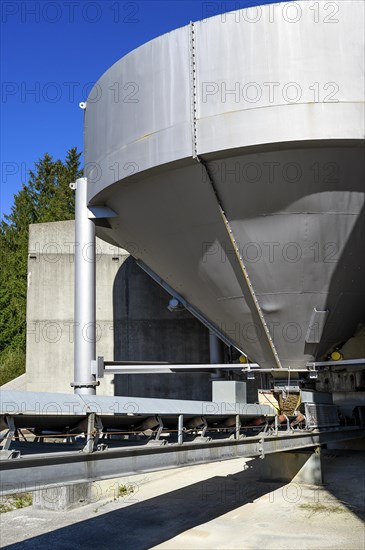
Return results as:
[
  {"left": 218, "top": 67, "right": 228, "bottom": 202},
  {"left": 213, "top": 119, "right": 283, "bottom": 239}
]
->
[
  {"left": 3, "top": 459, "right": 283, "bottom": 550},
  {"left": 3, "top": 450, "right": 364, "bottom": 549},
  {"left": 320, "top": 449, "right": 365, "bottom": 522}
]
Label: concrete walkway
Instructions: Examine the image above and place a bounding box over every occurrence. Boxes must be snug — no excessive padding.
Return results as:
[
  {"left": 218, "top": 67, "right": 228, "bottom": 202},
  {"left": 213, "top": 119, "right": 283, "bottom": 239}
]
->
[{"left": 1, "top": 451, "right": 364, "bottom": 549}]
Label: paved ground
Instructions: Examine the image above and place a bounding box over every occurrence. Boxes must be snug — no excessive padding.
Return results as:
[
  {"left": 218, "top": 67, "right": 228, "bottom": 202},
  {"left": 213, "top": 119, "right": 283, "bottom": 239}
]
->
[{"left": 1, "top": 450, "right": 364, "bottom": 549}]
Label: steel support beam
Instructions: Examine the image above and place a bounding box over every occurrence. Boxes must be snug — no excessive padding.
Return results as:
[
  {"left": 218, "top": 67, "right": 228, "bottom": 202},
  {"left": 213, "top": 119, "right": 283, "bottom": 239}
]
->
[
  {"left": 90, "top": 358, "right": 323, "bottom": 377},
  {"left": 1, "top": 428, "right": 364, "bottom": 496}
]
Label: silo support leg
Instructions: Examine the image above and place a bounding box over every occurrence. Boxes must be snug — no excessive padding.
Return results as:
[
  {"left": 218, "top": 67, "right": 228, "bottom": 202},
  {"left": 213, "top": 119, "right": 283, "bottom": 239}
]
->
[{"left": 70, "top": 177, "right": 98, "bottom": 395}]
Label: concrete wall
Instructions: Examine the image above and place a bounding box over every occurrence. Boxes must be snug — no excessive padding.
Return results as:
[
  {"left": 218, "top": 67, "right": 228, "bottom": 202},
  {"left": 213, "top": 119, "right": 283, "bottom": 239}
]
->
[
  {"left": 112, "top": 258, "right": 211, "bottom": 400},
  {"left": 26, "top": 221, "right": 211, "bottom": 398},
  {"left": 26, "top": 221, "right": 127, "bottom": 394}
]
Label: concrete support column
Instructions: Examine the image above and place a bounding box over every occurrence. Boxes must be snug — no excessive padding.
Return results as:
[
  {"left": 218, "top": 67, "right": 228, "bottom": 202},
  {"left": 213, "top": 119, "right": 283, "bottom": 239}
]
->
[
  {"left": 70, "top": 177, "right": 97, "bottom": 395},
  {"left": 260, "top": 448, "right": 323, "bottom": 485},
  {"left": 32, "top": 483, "right": 95, "bottom": 511}
]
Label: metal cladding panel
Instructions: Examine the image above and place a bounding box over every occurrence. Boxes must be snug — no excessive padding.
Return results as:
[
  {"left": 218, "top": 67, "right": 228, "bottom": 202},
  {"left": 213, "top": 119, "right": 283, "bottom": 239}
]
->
[
  {"left": 98, "top": 162, "right": 277, "bottom": 367},
  {"left": 194, "top": 1, "right": 365, "bottom": 154},
  {"left": 205, "top": 146, "right": 365, "bottom": 364},
  {"left": 85, "top": 26, "right": 193, "bottom": 199},
  {"left": 85, "top": 1, "right": 365, "bottom": 368}
]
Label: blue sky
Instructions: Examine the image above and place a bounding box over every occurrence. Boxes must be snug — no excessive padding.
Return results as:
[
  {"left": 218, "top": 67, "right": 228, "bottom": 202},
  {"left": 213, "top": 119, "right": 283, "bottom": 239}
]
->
[{"left": 1, "top": 0, "right": 280, "bottom": 218}]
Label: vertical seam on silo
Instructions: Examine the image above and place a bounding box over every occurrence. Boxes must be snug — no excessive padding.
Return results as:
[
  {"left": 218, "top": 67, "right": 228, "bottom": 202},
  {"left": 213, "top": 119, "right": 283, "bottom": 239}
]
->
[
  {"left": 200, "top": 160, "right": 283, "bottom": 369},
  {"left": 189, "top": 22, "right": 198, "bottom": 158}
]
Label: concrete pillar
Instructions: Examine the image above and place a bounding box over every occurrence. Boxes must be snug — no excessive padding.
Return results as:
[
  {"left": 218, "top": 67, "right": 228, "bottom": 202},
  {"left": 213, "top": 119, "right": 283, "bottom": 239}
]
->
[
  {"left": 260, "top": 448, "right": 323, "bottom": 485},
  {"left": 32, "top": 483, "right": 96, "bottom": 511}
]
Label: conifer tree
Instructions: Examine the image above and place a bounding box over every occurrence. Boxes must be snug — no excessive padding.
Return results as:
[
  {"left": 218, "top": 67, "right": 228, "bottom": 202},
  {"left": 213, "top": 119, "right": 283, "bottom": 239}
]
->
[{"left": 0, "top": 148, "right": 82, "bottom": 384}]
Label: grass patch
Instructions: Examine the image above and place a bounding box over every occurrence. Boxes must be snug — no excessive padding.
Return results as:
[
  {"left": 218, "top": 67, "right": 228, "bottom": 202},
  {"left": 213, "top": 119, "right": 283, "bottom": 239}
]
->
[
  {"left": 0, "top": 493, "right": 32, "bottom": 513},
  {"left": 299, "top": 502, "right": 346, "bottom": 516},
  {"left": 118, "top": 484, "right": 134, "bottom": 497},
  {"left": 93, "top": 484, "right": 134, "bottom": 513}
]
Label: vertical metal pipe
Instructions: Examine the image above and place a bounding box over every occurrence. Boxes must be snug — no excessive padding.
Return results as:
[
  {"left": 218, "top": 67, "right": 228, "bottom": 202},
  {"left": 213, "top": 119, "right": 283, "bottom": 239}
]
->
[
  {"left": 209, "top": 332, "right": 224, "bottom": 364},
  {"left": 209, "top": 332, "right": 224, "bottom": 378},
  {"left": 178, "top": 414, "right": 184, "bottom": 445},
  {"left": 274, "top": 414, "right": 278, "bottom": 436},
  {"left": 235, "top": 414, "right": 241, "bottom": 440},
  {"left": 72, "top": 177, "right": 97, "bottom": 395}
]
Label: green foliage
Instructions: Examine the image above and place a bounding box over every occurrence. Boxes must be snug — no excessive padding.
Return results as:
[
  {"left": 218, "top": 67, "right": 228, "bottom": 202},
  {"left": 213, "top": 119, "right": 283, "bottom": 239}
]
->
[
  {"left": 0, "top": 348, "right": 26, "bottom": 386},
  {"left": 93, "top": 484, "right": 135, "bottom": 513},
  {"left": 0, "top": 493, "right": 32, "bottom": 513},
  {"left": 118, "top": 484, "right": 134, "bottom": 497},
  {"left": 0, "top": 148, "right": 82, "bottom": 383}
]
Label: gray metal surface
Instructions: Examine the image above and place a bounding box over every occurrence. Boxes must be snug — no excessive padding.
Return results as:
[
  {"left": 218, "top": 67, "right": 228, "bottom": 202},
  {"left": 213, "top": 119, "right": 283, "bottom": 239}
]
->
[
  {"left": 84, "top": 1, "right": 365, "bottom": 368},
  {"left": 1, "top": 428, "right": 364, "bottom": 496},
  {"left": 84, "top": 26, "right": 192, "bottom": 195},
  {"left": 301, "top": 390, "right": 333, "bottom": 405},
  {"left": 209, "top": 332, "right": 224, "bottom": 364},
  {"left": 212, "top": 381, "right": 247, "bottom": 404},
  {"left": 0, "top": 390, "right": 272, "bottom": 417},
  {"left": 194, "top": 6, "right": 364, "bottom": 154},
  {"left": 304, "top": 403, "right": 340, "bottom": 428},
  {"left": 71, "top": 177, "right": 97, "bottom": 394},
  {"left": 92, "top": 358, "right": 262, "bottom": 376}
]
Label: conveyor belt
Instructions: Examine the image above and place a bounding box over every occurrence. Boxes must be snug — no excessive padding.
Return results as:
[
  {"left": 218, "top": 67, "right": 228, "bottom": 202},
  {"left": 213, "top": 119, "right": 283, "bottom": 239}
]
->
[{"left": 1, "top": 390, "right": 363, "bottom": 496}]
